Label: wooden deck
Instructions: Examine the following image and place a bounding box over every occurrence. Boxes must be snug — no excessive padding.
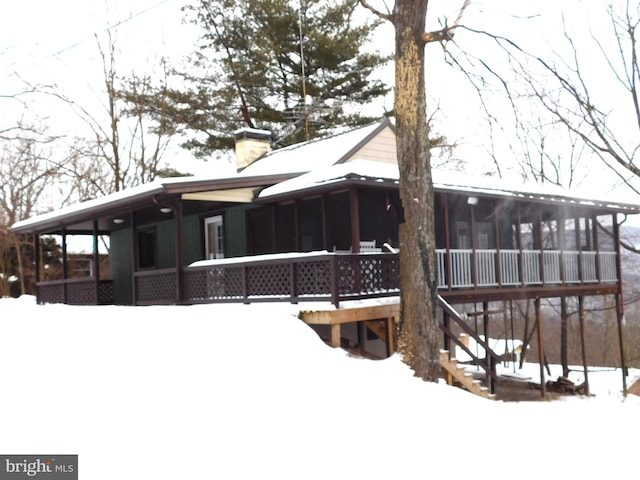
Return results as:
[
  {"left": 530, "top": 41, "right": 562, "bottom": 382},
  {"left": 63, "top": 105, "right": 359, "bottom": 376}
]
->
[{"left": 299, "top": 302, "right": 400, "bottom": 356}]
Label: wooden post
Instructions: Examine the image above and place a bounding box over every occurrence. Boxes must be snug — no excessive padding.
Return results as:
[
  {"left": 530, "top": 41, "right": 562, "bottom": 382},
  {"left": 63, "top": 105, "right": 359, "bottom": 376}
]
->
[
  {"left": 93, "top": 220, "right": 100, "bottom": 304},
  {"left": 386, "top": 316, "right": 395, "bottom": 356},
  {"left": 578, "top": 296, "right": 590, "bottom": 396},
  {"left": 615, "top": 294, "right": 628, "bottom": 394},
  {"left": 61, "top": 227, "right": 68, "bottom": 304},
  {"left": 174, "top": 201, "right": 184, "bottom": 304},
  {"left": 33, "top": 234, "right": 40, "bottom": 303},
  {"left": 331, "top": 324, "right": 341, "bottom": 348},
  {"left": 535, "top": 297, "right": 546, "bottom": 397},
  {"left": 444, "top": 193, "right": 452, "bottom": 291},
  {"left": 350, "top": 187, "right": 360, "bottom": 251},
  {"left": 357, "top": 320, "right": 366, "bottom": 354},
  {"left": 613, "top": 215, "right": 628, "bottom": 394}
]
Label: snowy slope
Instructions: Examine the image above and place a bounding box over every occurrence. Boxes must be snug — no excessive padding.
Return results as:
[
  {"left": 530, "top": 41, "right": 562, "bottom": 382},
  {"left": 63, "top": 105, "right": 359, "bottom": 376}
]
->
[{"left": 0, "top": 296, "right": 638, "bottom": 479}]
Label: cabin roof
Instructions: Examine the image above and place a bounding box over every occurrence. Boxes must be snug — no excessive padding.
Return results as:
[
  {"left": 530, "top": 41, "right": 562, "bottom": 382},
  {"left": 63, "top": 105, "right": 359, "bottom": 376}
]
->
[
  {"left": 11, "top": 118, "right": 640, "bottom": 234},
  {"left": 258, "top": 159, "right": 640, "bottom": 214},
  {"left": 238, "top": 118, "right": 394, "bottom": 176}
]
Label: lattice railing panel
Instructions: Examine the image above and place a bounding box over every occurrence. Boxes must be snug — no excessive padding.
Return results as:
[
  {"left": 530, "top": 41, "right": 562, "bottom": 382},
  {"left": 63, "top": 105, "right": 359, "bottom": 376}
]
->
[
  {"left": 337, "top": 257, "right": 357, "bottom": 294},
  {"left": 296, "top": 260, "right": 331, "bottom": 295},
  {"left": 359, "top": 257, "right": 385, "bottom": 293},
  {"left": 247, "top": 263, "right": 291, "bottom": 296},
  {"left": 136, "top": 271, "right": 176, "bottom": 303},
  {"left": 38, "top": 283, "right": 65, "bottom": 304},
  {"left": 98, "top": 281, "right": 114, "bottom": 304},
  {"left": 67, "top": 280, "right": 97, "bottom": 305}
]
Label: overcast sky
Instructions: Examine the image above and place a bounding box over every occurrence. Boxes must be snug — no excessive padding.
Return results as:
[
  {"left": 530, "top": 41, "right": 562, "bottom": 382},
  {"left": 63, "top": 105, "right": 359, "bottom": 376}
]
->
[{"left": 3, "top": 1, "right": 638, "bottom": 205}]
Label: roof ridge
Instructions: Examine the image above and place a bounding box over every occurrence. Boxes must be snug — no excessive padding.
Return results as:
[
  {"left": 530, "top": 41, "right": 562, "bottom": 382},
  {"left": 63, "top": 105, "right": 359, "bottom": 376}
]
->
[{"left": 265, "top": 118, "right": 390, "bottom": 156}]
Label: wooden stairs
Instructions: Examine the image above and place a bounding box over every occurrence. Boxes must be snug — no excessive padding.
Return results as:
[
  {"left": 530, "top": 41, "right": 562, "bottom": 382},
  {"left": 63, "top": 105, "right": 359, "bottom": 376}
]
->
[{"left": 440, "top": 350, "right": 496, "bottom": 400}]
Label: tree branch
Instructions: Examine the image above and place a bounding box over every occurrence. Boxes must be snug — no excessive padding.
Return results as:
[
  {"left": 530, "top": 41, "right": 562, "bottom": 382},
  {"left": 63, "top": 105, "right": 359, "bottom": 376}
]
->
[
  {"left": 422, "top": 0, "right": 470, "bottom": 44},
  {"left": 357, "top": 0, "right": 392, "bottom": 21}
]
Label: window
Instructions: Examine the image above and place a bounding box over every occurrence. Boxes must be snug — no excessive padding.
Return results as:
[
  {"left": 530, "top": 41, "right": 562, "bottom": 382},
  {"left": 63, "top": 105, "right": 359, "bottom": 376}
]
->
[
  {"left": 137, "top": 228, "right": 156, "bottom": 269},
  {"left": 205, "top": 215, "right": 225, "bottom": 259}
]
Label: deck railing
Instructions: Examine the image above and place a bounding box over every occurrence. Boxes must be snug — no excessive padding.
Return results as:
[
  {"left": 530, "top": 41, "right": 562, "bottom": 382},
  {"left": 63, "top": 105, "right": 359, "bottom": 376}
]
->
[
  {"left": 436, "top": 249, "right": 618, "bottom": 289},
  {"left": 37, "top": 278, "right": 114, "bottom": 305},
  {"left": 181, "top": 252, "right": 400, "bottom": 307},
  {"left": 36, "top": 248, "right": 619, "bottom": 305}
]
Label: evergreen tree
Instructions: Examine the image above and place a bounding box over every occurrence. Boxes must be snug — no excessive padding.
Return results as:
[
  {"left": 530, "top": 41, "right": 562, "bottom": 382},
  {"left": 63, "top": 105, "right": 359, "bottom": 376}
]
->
[{"left": 145, "top": 0, "right": 391, "bottom": 157}]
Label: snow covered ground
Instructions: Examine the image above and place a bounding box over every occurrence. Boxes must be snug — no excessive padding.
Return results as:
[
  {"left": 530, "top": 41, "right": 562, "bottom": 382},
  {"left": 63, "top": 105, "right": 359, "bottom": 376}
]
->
[{"left": 0, "top": 296, "right": 638, "bottom": 479}]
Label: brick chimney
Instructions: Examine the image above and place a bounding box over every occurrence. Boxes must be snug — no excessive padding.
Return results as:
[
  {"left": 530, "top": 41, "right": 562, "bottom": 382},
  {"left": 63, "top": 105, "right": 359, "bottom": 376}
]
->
[{"left": 234, "top": 127, "right": 272, "bottom": 170}]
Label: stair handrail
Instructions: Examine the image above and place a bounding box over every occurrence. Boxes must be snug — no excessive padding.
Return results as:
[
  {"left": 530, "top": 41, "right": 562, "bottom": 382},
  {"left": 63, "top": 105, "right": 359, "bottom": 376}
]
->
[{"left": 437, "top": 295, "right": 501, "bottom": 389}]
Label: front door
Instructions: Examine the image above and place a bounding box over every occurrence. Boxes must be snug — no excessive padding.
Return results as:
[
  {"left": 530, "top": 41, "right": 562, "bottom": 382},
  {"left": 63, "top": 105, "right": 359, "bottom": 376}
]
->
[{"left": 205, "top": 215, "right": 225, "bottom": 259}]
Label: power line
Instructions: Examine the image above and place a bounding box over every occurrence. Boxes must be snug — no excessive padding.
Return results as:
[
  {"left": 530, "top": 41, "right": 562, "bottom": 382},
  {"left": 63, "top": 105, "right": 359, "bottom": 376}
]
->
[
  {"left": 6, "top": 0, "right": 176, "bottom": 78},
  {"left": 51, "top": 0, "right": 175, "bottom": 59}
]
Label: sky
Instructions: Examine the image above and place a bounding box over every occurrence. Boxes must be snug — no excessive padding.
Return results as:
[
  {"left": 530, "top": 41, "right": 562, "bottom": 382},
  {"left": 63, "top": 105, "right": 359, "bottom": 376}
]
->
[
  {"left": 3, "top": 1, "right": 640, "bottom": 205},
  {"left": 0, "top": 295, "right": 638, "bottom": 479}
]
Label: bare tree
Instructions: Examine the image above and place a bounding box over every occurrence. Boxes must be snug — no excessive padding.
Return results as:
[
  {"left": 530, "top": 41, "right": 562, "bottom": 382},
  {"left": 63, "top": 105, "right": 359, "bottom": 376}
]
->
[
  {"left": 0, "top": 126, "right": 61, "bottom": 295},
  {"left": 358, "top": 0, "right": 470, "bottom": 381},
  {"left": 50, "top": 33, "right": 178, "bottom": 197}
]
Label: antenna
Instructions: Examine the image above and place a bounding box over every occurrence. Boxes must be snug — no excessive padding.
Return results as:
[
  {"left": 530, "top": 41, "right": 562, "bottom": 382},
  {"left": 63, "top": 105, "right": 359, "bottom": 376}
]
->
[{"left": 298, "top": 1, "right": 309, "bottom": 141}]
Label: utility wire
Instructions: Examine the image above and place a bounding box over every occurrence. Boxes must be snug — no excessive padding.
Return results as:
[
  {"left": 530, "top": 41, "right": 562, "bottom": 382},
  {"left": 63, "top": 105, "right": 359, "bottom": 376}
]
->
[{"left": 5, "top": 0, "right": 175, "bottom": 78}]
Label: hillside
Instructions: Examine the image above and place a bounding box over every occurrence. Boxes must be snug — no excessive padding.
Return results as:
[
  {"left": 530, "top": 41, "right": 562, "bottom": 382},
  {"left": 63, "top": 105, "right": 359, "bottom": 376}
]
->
[{"left": 0, "top": 296, "right": 638, "bottom": 479}]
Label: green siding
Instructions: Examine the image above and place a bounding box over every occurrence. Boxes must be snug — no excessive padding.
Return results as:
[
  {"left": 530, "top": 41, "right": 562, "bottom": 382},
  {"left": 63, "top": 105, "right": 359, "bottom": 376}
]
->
[
  {"left": 183, "top": 214, "right": 203, "bottom": 265},
  {"left": 223, "top": 205, "right": 252, "bottom": 257},
  {"left": 156, "top": 220, "right": 175, "bottom": 268},
  {"left": 110, "top": 227, "right": 133, "bottom": 305}
]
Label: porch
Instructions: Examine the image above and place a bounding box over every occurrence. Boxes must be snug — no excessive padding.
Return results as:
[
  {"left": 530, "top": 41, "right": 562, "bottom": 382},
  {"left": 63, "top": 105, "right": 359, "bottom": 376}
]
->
[{"left": 35, "top": 245, "right": 621, "bottom": 306}]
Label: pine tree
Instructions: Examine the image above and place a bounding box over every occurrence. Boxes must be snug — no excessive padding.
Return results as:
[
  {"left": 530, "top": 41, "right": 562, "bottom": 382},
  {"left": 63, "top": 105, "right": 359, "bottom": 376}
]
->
[{"left": 145, "top": 0, "right": 391, "bottom": 157}]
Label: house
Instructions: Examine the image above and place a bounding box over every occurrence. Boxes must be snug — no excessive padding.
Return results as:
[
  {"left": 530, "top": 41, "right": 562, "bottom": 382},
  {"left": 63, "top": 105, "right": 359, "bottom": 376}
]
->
[{"left": 11, "top": 118, "right": 640, "bottom": 396}]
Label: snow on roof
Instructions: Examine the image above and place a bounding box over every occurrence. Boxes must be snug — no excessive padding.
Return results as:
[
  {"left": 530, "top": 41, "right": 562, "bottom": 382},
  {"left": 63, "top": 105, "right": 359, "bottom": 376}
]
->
[
  {"left": 11, "top": 171, "right": 271, "bottom": 231},
  {"left": 12, "top": 180, "right": 166, "bottom": 231},
  {"left": 259, "top": 159, "right": 399, "bottom": 199},
  {"left": 238, "top": 119, "right": 390, "bottom": 177},
  {"left": 260, "top": 160, "right": 640, "bottom": 213}
]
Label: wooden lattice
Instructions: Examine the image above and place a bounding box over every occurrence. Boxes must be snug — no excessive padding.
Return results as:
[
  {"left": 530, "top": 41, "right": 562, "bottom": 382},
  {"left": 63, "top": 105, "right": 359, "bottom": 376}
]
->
[
  {"left": 295, "top": 260, "right": 331, "bottom": 295},
  {"left": 67, "top": 280, "right": 98, "bottom": 305},
  {"left": 98, "top": 281, "right": 115, "bottom": 304},
  {"left": 247, "top": 263, "right": 291, "bottom": 296},
  {"left": 38, "top": 283, "right": 65, "bottom": 304},
  {"left": 136, "top": 271, "right": 176, "bottom": 303}
]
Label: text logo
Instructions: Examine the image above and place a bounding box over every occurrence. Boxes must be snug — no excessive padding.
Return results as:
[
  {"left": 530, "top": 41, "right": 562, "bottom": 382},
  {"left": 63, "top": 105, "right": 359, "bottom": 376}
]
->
[{"left": 0, "top": 456, "right": 77, "bottom": 480}]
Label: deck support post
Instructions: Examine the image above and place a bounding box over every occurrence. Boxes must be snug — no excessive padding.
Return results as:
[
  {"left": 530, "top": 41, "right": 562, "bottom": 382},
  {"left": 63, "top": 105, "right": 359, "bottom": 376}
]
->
[
  {"left": 386, "top": 316, "right": 396, "bottom": 356},
  {"left": 331, "top": 324, "right": 341, "bottom": 348},
  {"left": 615, "top": 293, "right": 628, "bottom": 394},
  {"left": 578, "top": 296, "right": 590, "bottom": 396},
  {"left": 535, "top": 297, "right": 546, "bottom": 397}
]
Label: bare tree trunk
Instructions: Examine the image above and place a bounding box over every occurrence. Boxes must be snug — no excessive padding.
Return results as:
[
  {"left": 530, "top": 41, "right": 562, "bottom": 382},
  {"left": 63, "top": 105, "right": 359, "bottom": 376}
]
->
[{"left": 394, "top": 0, "right": 440, "bottom": 381}]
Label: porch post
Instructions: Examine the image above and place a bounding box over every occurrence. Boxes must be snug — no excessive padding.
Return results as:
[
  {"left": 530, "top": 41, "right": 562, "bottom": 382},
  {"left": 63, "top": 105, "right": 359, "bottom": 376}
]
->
[
  {"left": 294, "top": 201, "right": 300, "bottom": 251},
  {"left": 536, "top": 212, "right": 545, "bottom": 285},
  {"left": 93, "top": 220, "right": 100, "bottom": 304},
  {"left": 592, "top": 213, "right": 601, "bottom": 282},
  {"left": 516, "top": 203, "right": 524, "bottom": 287},
  {"left": 321, "top": 194, "right": 329, "bottom": 250},
  {"left": 61, "top": 227, "right": 68, "bottom": 304},
  {"left": 130, "top": 211, "right": 138, "bottom": 305},
  {"left": 558, "top": 209, "right": 566, "bottom": 285},
  {"left": 575, "top": 217, "right": 583, "bottom": 284},
  {"left": 33, "top": 234, "right": 40, "bottom": 301},
  {"left": 350, "top": 187, "right": 361, "bottom": 252},
  {"left": 174, "top": 200, "right": 184, "bottom": 303},
  {"left": 470, "top": 201, "right": 477, "bottom": 288},
  {"left": 444, "top": 193, "right": 452, "bottom": 291},
  {"left": 493, "top": 199, "right": 502, "bottom": 287}
]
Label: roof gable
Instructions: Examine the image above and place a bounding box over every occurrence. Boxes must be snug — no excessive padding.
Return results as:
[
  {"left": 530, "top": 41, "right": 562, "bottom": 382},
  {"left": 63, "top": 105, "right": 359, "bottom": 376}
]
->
[{"left": 238, "top": 118, "right": 395, "bottom": 176}]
